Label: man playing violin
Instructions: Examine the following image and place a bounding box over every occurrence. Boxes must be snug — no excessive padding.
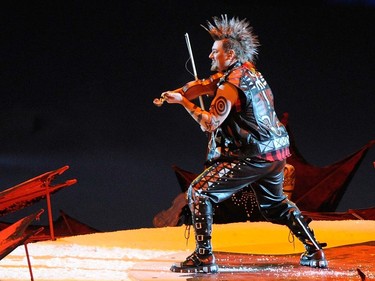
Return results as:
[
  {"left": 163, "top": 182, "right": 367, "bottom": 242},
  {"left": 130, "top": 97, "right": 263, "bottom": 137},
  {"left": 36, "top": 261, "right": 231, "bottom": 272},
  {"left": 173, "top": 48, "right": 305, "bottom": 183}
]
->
[{"left": 160, "top": 15, "right": 328, "bottom": 273}]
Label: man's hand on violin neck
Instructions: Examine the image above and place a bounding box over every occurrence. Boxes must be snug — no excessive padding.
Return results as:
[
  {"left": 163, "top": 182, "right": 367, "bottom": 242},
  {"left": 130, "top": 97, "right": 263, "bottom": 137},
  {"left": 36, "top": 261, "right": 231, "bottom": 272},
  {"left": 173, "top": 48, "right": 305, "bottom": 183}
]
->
[{"left": 161, "top": 91, "right": 184, "bottom": 104}]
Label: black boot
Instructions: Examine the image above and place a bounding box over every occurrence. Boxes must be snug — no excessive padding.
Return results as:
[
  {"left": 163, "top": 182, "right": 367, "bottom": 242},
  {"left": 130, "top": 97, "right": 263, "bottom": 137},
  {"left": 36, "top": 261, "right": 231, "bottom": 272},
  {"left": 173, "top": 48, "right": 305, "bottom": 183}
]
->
[
  {"left": 170, "top": 196, "right": 219, "bottom": 273},
  {"left": 287, "top": 211, "right": 328, "bottom": 268}
]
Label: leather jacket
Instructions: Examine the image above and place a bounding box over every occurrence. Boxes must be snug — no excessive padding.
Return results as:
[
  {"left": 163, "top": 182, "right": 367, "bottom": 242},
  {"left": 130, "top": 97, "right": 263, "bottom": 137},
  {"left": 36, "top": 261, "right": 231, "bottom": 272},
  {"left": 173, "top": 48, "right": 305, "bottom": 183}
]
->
[{"left": 207, "top": 62, "right": 290, "bottom": 162}]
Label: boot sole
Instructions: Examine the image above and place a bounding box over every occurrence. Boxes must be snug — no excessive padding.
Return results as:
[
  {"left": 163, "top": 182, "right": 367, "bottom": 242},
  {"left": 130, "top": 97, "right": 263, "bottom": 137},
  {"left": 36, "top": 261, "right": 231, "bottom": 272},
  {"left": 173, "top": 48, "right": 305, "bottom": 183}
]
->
[
  {"left": 170, "top": 263, "right": 219, "bottom": 273},
  {"left": 300, "top": 259, "right": 328, "bottom": 268}
]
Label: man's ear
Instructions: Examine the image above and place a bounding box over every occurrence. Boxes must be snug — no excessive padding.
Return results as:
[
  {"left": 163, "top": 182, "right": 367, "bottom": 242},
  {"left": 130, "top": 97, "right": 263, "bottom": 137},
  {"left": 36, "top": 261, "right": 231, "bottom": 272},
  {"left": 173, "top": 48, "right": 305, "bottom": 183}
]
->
[{"left": 227, "top": 49, "right": 236, "bottom": 60}]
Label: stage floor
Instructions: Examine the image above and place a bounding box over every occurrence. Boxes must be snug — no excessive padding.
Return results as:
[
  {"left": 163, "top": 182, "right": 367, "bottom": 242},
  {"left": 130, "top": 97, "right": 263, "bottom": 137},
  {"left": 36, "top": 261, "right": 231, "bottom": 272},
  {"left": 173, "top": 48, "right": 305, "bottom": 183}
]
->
[
  {"left": 129, "top": 243, "right": 374, "bottom": 280},
  {"left": 0, "top": 220, "right": 374, "bottom": 281}
]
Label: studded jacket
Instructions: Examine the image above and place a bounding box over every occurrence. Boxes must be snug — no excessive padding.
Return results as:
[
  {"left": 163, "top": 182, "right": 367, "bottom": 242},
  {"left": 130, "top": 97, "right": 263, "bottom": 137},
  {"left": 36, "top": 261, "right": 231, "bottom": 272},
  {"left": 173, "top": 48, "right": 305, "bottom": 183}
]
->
[{"left": 207, "top": 62, "right": 290, "bottom": 162}]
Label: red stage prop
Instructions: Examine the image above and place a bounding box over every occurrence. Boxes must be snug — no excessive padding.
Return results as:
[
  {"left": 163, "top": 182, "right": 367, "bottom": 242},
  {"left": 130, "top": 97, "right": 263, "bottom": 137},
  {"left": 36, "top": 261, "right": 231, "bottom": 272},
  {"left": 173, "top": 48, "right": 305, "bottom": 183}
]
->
[
  {"left": 0, "top": 210, "right": 44, "bottom": 281},
  {"left": 0, "top": 166, "right": 77, "bottom": 240}
]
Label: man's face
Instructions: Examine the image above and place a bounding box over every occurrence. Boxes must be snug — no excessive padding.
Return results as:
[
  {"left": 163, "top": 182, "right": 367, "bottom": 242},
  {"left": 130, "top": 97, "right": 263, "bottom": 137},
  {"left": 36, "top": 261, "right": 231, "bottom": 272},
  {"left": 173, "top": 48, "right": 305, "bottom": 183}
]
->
[{"left": 209, "top": 40, "right": 232, "bottom": 72}]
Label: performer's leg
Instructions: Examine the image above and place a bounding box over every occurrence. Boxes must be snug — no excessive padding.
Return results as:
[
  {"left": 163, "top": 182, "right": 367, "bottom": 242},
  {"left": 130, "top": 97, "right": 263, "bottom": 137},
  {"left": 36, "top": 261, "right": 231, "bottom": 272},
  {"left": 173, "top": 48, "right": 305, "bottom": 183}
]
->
[
  {"left": 252, "top": 168, "right": 328, "bottom": 269},
  {"left": 189, "top": 191, "right": 214, "bottom": 258},
  {"left": 170, "top": 189, "right": 218, "bottom": 273},
  {"left": 286, "top": 209, "right": 328, "bottom": 268},
  {"left": 171, "top": 160, "right": 258, "bottom": 273}
]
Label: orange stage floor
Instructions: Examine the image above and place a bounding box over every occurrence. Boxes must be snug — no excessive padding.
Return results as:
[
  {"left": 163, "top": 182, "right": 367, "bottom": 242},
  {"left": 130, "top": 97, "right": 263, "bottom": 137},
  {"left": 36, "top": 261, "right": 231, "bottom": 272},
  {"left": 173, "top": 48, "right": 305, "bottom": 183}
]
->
[{"left": 0, "top": 220, "right": 374, "bottom": 281}]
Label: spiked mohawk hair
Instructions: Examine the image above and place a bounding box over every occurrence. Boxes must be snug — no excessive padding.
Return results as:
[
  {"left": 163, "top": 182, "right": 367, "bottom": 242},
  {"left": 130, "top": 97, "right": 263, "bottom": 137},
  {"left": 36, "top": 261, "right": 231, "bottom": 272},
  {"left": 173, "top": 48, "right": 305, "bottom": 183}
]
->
[{"left": 202, "top": 15, "right": 260, "bottom": 63}]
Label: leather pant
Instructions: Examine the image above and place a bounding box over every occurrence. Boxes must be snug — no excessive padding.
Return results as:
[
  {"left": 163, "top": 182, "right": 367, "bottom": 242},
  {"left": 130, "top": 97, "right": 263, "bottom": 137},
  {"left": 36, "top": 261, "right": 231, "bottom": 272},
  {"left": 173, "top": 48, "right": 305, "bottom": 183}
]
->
[
  {"left": 188, "top": 158, "right": 323, "bottom": 256},
  {"left": 188, "top": 158, "right": 298, "bottom": 222}
]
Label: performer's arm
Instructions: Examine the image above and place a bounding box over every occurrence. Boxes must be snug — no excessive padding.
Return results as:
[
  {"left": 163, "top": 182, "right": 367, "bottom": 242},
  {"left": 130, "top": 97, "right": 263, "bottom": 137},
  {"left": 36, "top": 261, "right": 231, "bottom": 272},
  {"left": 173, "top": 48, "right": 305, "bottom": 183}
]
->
[{"left": 162, "top": 83, "right": 238, "bottom": 132}]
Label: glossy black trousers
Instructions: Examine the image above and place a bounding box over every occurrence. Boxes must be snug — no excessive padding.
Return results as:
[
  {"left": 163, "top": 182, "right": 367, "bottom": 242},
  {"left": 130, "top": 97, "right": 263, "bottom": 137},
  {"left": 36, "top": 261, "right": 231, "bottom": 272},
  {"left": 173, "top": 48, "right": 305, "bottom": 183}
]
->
[{"left": 188, "top": 158, "right": 299, "bottom": 223}]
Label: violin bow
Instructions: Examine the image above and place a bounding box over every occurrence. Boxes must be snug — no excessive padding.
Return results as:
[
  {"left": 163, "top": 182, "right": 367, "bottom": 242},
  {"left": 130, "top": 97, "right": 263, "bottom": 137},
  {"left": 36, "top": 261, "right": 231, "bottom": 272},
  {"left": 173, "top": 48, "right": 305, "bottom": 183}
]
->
[{"left": 185, "top": 33, "right": 205, "bottom": 110}]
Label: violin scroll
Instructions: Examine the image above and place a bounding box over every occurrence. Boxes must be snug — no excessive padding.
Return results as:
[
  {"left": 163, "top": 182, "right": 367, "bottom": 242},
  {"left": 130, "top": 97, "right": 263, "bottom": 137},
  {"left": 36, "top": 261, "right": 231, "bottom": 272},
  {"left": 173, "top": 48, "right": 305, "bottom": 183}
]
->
[{"left": 153, "top": 96, "right": 166, "bottom": 107}]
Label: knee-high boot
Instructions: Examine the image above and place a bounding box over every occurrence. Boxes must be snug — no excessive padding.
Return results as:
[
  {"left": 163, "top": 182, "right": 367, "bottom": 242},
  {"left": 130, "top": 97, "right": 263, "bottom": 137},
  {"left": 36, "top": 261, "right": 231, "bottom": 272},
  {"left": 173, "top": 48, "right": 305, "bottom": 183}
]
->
[
  {"left": 191, "top": 196, "right": 214, "bottom": 257},
  {"left": 287, "top": 211, "right": 328, "bottom": 268},
  {"left": 170, "top": 193, "right": 219, "bottom": 273}
]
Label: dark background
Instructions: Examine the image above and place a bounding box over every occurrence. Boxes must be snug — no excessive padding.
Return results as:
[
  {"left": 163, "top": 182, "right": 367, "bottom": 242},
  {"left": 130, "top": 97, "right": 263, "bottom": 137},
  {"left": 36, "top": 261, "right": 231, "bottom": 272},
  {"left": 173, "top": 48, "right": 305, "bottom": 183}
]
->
[{"left": 1, "top": 0, "right": 374, "bottom": 231}]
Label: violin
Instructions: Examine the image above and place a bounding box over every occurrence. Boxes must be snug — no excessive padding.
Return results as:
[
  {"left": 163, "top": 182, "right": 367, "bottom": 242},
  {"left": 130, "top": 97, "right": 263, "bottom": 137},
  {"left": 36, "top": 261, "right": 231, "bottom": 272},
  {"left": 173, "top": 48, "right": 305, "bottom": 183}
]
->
[{"left": 153, "top": 72, "right": 223, "bottom": 107}]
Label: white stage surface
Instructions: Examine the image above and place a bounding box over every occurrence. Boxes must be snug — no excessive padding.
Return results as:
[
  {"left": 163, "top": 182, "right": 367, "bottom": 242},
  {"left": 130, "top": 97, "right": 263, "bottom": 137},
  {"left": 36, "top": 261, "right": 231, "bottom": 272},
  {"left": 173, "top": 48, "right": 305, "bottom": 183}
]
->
[{"left": 0, "top": 220, "right": 374, "bottom": 281}]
